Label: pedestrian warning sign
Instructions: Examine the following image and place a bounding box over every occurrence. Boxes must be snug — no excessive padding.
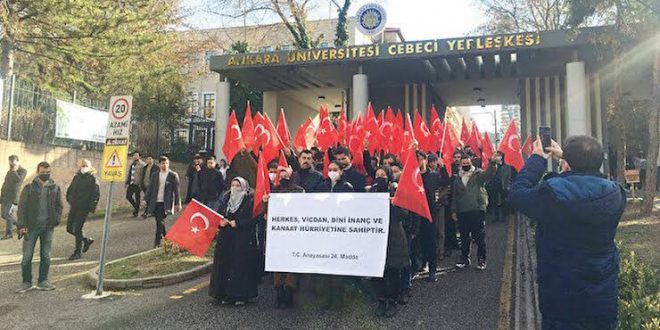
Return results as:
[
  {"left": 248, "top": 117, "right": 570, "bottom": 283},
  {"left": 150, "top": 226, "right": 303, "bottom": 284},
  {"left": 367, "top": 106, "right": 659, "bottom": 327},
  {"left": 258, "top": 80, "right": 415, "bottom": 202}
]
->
[
  {"left": 101, "top": 95, "right": 132, "bottom": 183},
  {"left": 105, "top": 150, "right": 122, "bottom": 168},
  {"left": 101, "top": 145, "right": 128, "bottom": 182}
]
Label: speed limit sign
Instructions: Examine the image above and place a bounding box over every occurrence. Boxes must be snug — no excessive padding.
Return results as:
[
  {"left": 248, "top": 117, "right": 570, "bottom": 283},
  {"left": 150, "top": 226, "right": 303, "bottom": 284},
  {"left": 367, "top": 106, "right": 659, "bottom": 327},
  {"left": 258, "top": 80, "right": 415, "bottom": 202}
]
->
[
  {"left": 102, "top": 95, "right": 132, "bottom": 182},
  {"left": 110, "top": 97, "right": 130, "bottom": 121},
  {"left": 106, "top": 95, "right": 132, "bottom": 139}
]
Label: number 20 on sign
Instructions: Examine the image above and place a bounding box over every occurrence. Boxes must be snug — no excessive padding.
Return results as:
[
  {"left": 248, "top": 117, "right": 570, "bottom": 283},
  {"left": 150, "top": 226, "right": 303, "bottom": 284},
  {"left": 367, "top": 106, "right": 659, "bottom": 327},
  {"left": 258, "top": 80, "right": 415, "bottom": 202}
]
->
[{"left": 101, "top": 95, "right": 132, "bottom": 182}]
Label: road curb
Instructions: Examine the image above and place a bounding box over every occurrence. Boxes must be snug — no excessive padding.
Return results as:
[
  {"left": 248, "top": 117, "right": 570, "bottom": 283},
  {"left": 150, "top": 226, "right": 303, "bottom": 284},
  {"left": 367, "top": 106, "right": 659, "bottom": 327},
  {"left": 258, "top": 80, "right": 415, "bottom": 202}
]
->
[{"left": 86, "top": 249, "right": 212, "bottom": 290}]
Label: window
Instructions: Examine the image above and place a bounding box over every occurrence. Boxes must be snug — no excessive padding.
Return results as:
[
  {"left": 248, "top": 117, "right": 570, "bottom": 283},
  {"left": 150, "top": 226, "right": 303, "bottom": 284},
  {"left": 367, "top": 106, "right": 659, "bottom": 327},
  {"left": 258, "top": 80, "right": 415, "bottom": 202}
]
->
[
  {"left": 187, "top": 93, "right": 199, "bottom": 116},
  {"left": 175, "top": 129, "right": 188, "bottom": 142},
  {"left": 203, "top": 93, "right": 216, "bottom": 119}
]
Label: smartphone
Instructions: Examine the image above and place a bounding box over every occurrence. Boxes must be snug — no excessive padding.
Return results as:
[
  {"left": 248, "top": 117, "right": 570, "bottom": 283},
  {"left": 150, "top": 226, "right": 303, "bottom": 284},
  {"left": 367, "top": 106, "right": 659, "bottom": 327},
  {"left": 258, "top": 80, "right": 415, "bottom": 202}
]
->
[{"left": 538, "top": 126, "right": 552, "bottom": 149}]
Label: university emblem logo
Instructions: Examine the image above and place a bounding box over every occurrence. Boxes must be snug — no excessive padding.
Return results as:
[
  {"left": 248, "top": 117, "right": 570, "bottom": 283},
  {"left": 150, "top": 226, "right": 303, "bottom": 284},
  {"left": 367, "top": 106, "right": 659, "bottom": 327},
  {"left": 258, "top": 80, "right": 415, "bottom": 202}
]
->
[{"left": 356, "top": 3, "right": 387, "bottom": 36}]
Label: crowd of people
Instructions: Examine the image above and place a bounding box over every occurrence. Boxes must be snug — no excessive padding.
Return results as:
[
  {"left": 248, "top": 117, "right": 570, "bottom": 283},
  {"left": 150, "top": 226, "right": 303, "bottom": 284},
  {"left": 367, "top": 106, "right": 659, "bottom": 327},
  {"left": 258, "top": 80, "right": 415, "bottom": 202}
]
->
[{"left": 2, "top": 133, "right": 626, "bottom": 328}]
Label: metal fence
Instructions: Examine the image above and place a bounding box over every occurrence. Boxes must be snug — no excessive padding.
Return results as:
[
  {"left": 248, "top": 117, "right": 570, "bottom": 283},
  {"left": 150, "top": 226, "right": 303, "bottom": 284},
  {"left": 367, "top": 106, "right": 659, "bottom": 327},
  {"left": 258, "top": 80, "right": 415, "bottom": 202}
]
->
[{"left": 0, "top": 75, "right": 108, "bottom": 150}]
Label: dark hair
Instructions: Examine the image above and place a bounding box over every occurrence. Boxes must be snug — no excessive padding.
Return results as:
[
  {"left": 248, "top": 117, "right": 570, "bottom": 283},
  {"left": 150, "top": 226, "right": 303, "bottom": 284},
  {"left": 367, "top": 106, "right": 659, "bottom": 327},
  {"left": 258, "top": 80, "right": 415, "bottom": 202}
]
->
[
  {"left": 132, "top": 151, "right": 140, "bottom": 156},
  {"left": 563, "top": 135, "right": 604, "bottom": 172},
  {"left": 333, "top": 146, "right": 352, "bottom": 158},
  {"left": 267, "top": 161, "right": 278, "bottom": 169},
  {"left": 219, "top": 159, "right": 227, "bottom": 164},
  {"left": 453, "top": 150, "right": 463, "bottom": 157},
  {"left": 300, "top": 149, "right": 313, "bottom": 157},
  {"left": 383, "top": 153, "right": 396, "bottom": 161},
  {"left": 8, "top": 155, "right": 18, "bottom": 162},
  {"left": 206, "top": 156, "right": 216, "bottom": 162},
  {"left": 416, "top": 151, "right": 427, "bottom": 159},
  {"left": 460, "top": 154, "right": 471, "bottom": 160},
  {"left": 329, "top": 160, "right": 343, "bottom": 170},
  {"left": 159, "top": 156, "right": 169, "bottom": 163},
  {"left": 37, "top": 161, "right": 50, "bottom": 170},
  {"left": 145, "top": 154, "right": 154, "bottom": 159},
  {"left": 193, "top": 155, "right": 203, "bottom": 160}
]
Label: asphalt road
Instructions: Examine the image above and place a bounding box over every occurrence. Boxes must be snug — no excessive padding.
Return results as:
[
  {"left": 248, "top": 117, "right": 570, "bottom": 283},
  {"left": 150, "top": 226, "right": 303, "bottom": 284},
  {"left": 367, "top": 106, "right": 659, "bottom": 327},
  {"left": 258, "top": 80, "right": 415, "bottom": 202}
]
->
[{"left": 0, "top": 213, "right": 511, "bottom": 330}]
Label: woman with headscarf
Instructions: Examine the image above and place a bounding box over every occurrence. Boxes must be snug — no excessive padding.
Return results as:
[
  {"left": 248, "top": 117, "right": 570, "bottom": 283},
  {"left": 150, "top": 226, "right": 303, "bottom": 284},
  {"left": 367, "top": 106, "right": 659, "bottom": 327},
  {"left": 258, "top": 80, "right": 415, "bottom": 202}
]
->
[
  {"left": 370, "top": 166, "right": 410, "bottom": 318},
  {"left": 323, "top": 161, "right": 354, "bottom": 192},
  {"left": 209, "top": 177, "right": 259, "bottom": 305}
]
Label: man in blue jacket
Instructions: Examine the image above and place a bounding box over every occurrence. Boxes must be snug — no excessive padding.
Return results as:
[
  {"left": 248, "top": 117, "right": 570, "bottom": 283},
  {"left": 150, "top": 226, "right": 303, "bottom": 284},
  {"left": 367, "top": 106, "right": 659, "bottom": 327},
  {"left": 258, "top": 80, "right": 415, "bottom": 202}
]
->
[{"left": 509, "top": 135, "right": 626, "bottom": 330}]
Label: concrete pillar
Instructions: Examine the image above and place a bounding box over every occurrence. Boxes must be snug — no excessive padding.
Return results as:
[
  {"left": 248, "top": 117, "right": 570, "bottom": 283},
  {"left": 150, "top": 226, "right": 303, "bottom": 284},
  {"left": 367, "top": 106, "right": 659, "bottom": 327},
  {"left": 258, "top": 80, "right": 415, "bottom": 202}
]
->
[
  {"left": 262, "top": 91, "right": 278, "bottom": 120},
  {"left": 554, "top": 76, "right": 562, "bottom": 145},
  {"left": 421, "top": 83, "right": 427, "bottom": 119},
  {"left": 404, "top": 84, "right": 410, "bottom": 114},
  {"left": 593, "top": 73, "right": 602, "bottom": 141},
  {"left": 566, "top": 62, "right": 588, "bottom": 136},
  {"left": 214, "top": 79, "right": 230, "bottom": 159},
  {"left": 412, "top": 83, "right": 419, "bottom": 112},
  {"left": 525, "top": 78, "right": 532, "bottom": 138},
  {"left": 352, "top": 72, "right": 368, "bottom": 119}
]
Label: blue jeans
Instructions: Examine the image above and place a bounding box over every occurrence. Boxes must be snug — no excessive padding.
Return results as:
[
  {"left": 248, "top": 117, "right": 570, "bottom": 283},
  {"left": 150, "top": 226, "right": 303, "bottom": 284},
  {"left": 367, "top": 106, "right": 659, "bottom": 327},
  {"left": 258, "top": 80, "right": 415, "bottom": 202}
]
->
[
  {"left": 1, "top": 203, "right": 16, "bottom": 237},
  {"left": 21, "top": 227, "right": 54, "bottom": 284}
]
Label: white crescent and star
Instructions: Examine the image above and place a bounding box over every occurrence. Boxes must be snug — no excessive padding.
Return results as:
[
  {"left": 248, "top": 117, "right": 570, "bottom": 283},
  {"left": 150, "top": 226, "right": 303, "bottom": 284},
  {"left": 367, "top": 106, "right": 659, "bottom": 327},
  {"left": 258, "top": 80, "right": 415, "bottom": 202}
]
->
[
  {"left": 189, "top": 212, "right": 210, "bottom": 234},
  {"left": 255, "top": 124, "right": 271, "bottom": 145},
  {"left": 412, "top": 168, "right": 426, "bottom": 193},
  {"left": 507, "top": 134, "right": 519, "bottom": 150},
  {"left": 231, "top": 125, "right": 243, "bottom": 141}
]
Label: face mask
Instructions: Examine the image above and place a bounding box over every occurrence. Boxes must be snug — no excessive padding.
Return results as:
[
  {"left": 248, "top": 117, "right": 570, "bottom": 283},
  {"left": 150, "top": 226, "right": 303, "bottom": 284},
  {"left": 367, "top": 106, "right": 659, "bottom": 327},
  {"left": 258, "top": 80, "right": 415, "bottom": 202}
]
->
[
  {"left": 268, "top": 173, "right": 277, "bottom": 182},
  {"left": 230, "top": 187, "right": 242, "bottom": 195},
  {"left": 39, "top": 173, "right": 50, "bottom": 181},
  {"left": 461, "top": 165, "right": 472, "bottom": 172},
  {"left": 328, "top": 171, "right": 340, "bottom": 182},
  {"left": 280, "top": 178, "right": 290, "bottom": 186},
  {"left": 80, "top": 167, "right": 90, "bottom": 174}
]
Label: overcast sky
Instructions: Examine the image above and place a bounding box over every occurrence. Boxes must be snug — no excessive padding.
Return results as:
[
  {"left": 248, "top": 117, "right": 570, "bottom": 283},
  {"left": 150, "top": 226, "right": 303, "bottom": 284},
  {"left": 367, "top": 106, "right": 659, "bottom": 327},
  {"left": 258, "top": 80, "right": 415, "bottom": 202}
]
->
[{"left": 181, "top": 0, "right": 487, "bottom": 40}]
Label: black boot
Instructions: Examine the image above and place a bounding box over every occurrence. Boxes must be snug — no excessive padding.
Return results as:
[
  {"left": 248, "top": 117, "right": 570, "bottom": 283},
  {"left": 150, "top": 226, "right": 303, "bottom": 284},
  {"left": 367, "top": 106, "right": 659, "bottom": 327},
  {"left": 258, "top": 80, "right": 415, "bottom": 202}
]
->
[
  {"left": 275, "top": 286, "right": 285, "bottom": 309},
  {"left": 283, "top": 286, "right": 295, "bottom": 308},
  {"left": 68, "top": 253, "right": 81, "bottom": 260},
  {"left": 384, "top": 301, "right": 398, "bottom": 318},
  {"left": 82, "top": 238, "right": 94, "bottom": 253},
  {"left": 375, "top": 300, "right": 386, "bottom": 317}
]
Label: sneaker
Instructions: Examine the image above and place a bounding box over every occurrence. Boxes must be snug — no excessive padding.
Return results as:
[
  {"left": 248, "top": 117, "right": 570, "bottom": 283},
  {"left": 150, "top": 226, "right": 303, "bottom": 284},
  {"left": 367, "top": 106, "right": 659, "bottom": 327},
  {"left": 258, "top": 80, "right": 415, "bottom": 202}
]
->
[
  {"left": 1, "top": 235, "right": 12, "bottom": 240},
  {"left": 375, "top": 300, "right": 386, "bottom": 317},
  {"left": 427, "top": 272, "right": 438, "bottom": 283},
  {"left": 456, "top": 258, "right": 471, "bottom": 269},
  {"left": 132, "top": 211, "right": 139, "bottom": 217},
  {"left": 82, "top": 238, "right": 94, "bottom": 253},
  {"left": 141, "top": 213, "right": 148, "bottom": 219},
  {"left": 476, "top": 257, "right": 487, "bottom": 270},
  {"left": 36, "top": 281, "right": 56, "bottom": 291},
  {"left": 16, "top": 283, "right": 33, "bottom": 293},
  {"left": 384, "top": 302, "right": 398, "bottom": 318},
  {"left": 68, "top": 253, "right": 81, "bottom": 261},
  {"left": 234, "top": 300, "right": 246, "bottom": 306}
]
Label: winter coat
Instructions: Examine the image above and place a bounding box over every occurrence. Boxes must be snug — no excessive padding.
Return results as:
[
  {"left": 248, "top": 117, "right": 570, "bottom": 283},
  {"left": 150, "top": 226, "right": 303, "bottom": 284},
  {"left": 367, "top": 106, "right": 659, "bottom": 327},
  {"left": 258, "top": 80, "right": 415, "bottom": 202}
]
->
[
  {"left": 0, "top": 166, "right": 27, "bottom": 205},
  {"left": 199, "top": 167, "right": 225, "bottom": 203},
  {"left": 509, "top": 155, "right": 626, "bottom": 323},
  {"left": 324, "top": 179, "right": 354, "bottom": 192},
  {"left": 140, "top": 163, "right": 159, "bottom": 192},
  {"left": 292, "top": 167, "right": 326, "bottom": 192},
  {"left": 125, "top": 159, "right": 146, "bottom": 185},
  {"left": 66, "top": 170, "right": 100, "bottom": 213},
  {"left": 450, "top": 162, "right": 496, "bottom": 214},
  {"left": 342, "top": 165, "right": 366, "bottom": 192},
  {"left": 146, "top": 170, "right": 181, "bottom": 215},
  {"left": 17, "top": 178, "right": 63, "bottom": 229},
  {"left": 209, "top": 193, "right": 259, "bottom": 300}
]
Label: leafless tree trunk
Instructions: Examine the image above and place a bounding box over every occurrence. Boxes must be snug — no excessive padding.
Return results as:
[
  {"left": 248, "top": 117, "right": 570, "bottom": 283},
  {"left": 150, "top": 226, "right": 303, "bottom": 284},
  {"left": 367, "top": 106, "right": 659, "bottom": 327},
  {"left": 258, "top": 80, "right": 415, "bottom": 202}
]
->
[{"left": 641, "top": 42, "right": 659, "bottom": 215}]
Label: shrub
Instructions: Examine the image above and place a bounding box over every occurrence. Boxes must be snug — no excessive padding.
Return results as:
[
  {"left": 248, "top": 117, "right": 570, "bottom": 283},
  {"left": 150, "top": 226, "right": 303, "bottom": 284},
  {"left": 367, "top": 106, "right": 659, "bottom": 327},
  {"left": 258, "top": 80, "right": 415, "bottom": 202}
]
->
[{"left": 618, "top": 243, "right": 660, "bottom": 329}]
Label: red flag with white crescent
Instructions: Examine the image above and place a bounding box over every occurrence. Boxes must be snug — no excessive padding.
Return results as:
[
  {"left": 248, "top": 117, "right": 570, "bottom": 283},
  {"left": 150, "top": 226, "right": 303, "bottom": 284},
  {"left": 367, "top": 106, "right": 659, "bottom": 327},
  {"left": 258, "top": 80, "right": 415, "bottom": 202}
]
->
[
  {"left": 242, "top": 102, "right": 257, "bottom": 152},
  {"left": 521, "top": 136, "right": 533, "bottom": 157},
  {"left": 277, "top": 108, "right": 291, "bottom": 147},
  {"left": 165, "top": 200, "right": 222, "bottom": 257},
  {"left": 498, "top": 120, "right": 524, "bottom": 171},
  {"left": 222, "top": 111, "right": 245, "bottom": 164},
  {"left": 253, "top": 153, "right": 270, "bottom": 217},
  {"left": 260, "top": 114, "right": 284, "bottom": 162},
  {"left": 393, "top": 148, "right": 432, "bottom": 222},
  {"left": 481, "top": 132, "right": 495, "bottom": 170},
  {"left": 413, "top": 109, "right": 432, "bottom": 152}
]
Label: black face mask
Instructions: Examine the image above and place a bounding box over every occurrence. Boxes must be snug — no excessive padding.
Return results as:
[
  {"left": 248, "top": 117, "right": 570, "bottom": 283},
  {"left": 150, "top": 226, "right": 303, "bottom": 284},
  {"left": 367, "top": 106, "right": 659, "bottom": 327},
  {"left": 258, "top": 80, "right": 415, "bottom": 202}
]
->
[
  {"left": 280, "top": 178, "right": 290, "bottom": 186},
  {"left": 39, "top": 173, "right": 50, "bottom": 182},
  {"left": 373, "top": 177, "right": 389, "bottom": 192},
  {"left": 461, "top": 165, "right": 472, "bottom": 172}
]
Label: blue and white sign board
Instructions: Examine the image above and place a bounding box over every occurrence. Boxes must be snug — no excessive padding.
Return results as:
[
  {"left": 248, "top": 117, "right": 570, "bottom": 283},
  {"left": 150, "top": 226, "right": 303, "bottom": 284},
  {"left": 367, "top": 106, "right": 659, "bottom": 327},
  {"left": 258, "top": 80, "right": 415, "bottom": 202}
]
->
[{"left": 356, "top": 3, "right": 387, "bottom": 36}]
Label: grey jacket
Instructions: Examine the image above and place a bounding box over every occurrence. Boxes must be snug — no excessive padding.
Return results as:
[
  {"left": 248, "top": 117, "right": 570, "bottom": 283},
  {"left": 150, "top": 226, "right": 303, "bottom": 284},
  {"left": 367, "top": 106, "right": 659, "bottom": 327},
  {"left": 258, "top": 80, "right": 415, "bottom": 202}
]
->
[
  {"left": 126, "top": 159, "right": 146, "bottom": 186},
  {"left": 1, "top": 166, "right": 27, "bottom": 205}
]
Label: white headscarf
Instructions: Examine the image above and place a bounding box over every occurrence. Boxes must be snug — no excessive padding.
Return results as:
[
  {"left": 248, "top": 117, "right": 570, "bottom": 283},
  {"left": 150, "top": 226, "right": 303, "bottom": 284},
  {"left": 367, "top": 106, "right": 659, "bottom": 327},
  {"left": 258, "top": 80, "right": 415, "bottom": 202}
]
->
[{"left": 227, "top": 177, "right": 249, "bottom": 214}]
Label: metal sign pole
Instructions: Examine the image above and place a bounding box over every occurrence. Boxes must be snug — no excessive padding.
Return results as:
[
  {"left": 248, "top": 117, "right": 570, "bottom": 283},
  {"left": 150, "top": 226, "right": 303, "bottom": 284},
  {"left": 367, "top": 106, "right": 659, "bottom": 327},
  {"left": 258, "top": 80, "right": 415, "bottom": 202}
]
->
[{"left": 95, "top": 181, "right": 114, "bottom": 296}]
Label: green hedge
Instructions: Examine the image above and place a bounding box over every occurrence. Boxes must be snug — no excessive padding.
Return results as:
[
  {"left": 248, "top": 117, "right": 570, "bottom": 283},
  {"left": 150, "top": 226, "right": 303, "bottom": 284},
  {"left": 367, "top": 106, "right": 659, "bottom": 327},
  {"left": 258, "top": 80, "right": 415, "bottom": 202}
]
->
[{"left": 618, "top": 243, "right": 660, "bottom": 329}]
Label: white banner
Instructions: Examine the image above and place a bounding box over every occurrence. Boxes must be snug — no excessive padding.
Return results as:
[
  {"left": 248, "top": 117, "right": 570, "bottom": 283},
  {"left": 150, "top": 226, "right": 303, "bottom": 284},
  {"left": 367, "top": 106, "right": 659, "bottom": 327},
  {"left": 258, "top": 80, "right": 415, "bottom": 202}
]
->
[
  {"left": 55, "top": 99, "right": 108, "bottom": 143},
  {"left": 265, "top": 193, "right": 390, "bottom": 277}
]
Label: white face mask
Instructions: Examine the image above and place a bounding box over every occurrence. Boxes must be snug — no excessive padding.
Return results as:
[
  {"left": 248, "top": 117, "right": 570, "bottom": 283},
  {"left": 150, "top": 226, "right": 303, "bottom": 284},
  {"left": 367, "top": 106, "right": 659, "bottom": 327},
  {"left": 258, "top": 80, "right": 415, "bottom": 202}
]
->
[
  {"left": 80, "top": 167, "right": 90, "bottom": 174},
  {"left": 268, "top": 173, "right": 277, "bottom": 182},
  {"left": 328, "top": 171, "right": 340, "bottom": 182}
]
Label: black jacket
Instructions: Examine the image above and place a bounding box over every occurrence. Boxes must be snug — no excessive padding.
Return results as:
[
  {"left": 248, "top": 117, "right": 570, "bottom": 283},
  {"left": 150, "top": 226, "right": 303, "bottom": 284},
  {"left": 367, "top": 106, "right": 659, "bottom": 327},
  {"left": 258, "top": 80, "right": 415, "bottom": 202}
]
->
[
  {"left": 17, "top": 178, "right": 63, "bottom": 229},
  {"left": 342, "top": 165, "right": 366, "bottom": 192},
  {"left": 421, "top": 169, "right": 450, "bottom": 212},
  {"left": 200, "top": 167, "right": 225, "bottom": 202},
  {"left": 140, "top": 163, "right": 159, "bottom": 191},
  {"left": 324, "top": 179, "right": 354, "bottom": 192},
  {"left": 66, "top": 171, "right": 100, "bottom": 212},
  {"left": 1, "top": 166, "right": 27, "bottom": 205},
  {"left": 292, "top": 167, "right": 326, "bottom": 192},
  {"left": 146, "top": 170, "right": 181, "bottom": 215}
]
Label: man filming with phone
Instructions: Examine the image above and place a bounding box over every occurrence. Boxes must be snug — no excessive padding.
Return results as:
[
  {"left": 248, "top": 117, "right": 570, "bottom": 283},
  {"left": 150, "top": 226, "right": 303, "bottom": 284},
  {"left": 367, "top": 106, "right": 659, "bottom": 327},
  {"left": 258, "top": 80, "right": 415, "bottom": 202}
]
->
[{"left": 509, "top": 135, "right": 626, "bottom": 329}]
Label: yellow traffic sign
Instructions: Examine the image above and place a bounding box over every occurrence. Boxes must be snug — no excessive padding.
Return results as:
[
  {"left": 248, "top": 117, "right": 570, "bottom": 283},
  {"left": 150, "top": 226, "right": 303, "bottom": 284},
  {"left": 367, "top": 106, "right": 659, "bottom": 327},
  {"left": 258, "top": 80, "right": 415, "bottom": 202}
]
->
[{"left": 101, "top": 145, "right": 128, "bottom": 182}]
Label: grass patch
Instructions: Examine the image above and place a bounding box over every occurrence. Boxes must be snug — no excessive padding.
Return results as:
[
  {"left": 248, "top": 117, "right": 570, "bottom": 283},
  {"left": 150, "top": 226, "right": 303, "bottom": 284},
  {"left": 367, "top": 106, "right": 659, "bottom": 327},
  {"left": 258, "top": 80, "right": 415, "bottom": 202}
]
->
[
  {"left": 617, "top": 216, "right": 660, "bottom": 272},
  {"left": 104, "top": 248, "right": 210, "bottom": 280}
]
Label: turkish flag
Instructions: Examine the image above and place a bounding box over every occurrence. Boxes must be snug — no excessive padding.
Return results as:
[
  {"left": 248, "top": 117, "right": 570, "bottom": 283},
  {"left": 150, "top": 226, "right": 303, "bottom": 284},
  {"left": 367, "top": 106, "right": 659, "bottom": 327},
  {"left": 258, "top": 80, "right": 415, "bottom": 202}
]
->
[
  {"left": 316, "top": 106, "right": 338, "bottom": 151},
  {"left": 165, "top": 200, "right": 222, "bottom": 257},
  {"left": 481, "top": 132, "right": 495, "bottom": 170},
  {"left": 430, "top": 105, "right": 443, "bottom": 153},
  {"left": 294, "top": 118, "right": 313, "bottom": 151},
  {"left": 460, "top": 120, "right": 470, "bottom": 145},
  {"left": 498, "top": 120, "right": 524, "bottom": 171},
  {"left": 413, "top": 109, "right": 432, "bottom": 152},
  {"left": 393, "top": 148, "right": 432, "bottom": 222},
  {"left": 260, "top": 114, "right": 284, "bottom": 163},
  {"left": 465, "top": 122, "right": 483, "bottom": 159},
  {"left": 364, "top": 103, "right": 380, "bottom": 154},
  {"left": 277, "top": 108, "right": 291, "bottom": 147},
  {"left": 441, "top": 123, "right": 456, "bottom": 176},
  {"left": 521, "top": 136, "right": 533, "bottom": 157},
  {"left": 337, "top": 110, "right": 349, "bottom": 145},
  {"left": 242, "top": 102, "right": 257, "bottom": 152},
  {"left": 273, "top": 150, "right": 289, "bottom": 186},
  {"left": 322, "top": 150, "right": 330, "bottom": 178},
  {"left": 347, "top": 123, "right": 366, "bottom": 174},
  {"left": 222, "top": 111, "right": 245, "bottom": 164},
  {"left": 253, "top": 153, "right": 270, "bottom": 217}
]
